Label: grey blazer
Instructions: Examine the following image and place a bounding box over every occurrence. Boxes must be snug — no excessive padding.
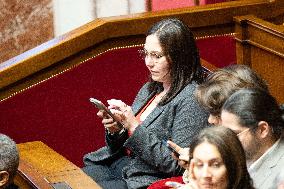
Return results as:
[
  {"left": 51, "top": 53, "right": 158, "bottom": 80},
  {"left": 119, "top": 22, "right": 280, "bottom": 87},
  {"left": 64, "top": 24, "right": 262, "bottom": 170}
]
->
[
  {"left": 249, "top": 137, "right": 284, "bottom": 189},
  {"left": 84, "top": 82, "right": 209, "bottom": 189}
]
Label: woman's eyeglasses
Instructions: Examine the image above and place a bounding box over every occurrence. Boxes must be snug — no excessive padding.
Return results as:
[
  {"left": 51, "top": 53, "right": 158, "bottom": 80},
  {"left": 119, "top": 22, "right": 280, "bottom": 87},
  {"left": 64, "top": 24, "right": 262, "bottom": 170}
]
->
[{"left": 138, "top": 49, "right": 166, "bottom": 62}]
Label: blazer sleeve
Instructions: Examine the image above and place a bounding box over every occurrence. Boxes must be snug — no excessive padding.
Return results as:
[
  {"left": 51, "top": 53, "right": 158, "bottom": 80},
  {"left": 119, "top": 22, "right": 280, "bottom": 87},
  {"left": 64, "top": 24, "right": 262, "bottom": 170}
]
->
[{"left": 124, "top": 83, "right": 209, "bottom": 175}]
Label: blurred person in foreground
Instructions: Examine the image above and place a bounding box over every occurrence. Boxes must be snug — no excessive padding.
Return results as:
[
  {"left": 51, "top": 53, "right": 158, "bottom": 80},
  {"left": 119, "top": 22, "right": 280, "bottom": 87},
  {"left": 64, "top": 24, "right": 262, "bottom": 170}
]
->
[
  {"left": 0, "top": 134, "right": 19, "bottom": 189},
  {"left": 165, "top": 126, "right": 254, "bottom": 189}
]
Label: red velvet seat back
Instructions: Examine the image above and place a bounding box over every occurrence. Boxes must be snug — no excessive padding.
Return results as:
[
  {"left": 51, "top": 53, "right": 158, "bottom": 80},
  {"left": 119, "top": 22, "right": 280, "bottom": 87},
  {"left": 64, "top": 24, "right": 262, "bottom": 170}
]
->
[
  {"left": 196, "top": 35, "right": 236, "bottom": 68},
  {"left": 0, "top": 46, "right": 148, "bottom": 167}
]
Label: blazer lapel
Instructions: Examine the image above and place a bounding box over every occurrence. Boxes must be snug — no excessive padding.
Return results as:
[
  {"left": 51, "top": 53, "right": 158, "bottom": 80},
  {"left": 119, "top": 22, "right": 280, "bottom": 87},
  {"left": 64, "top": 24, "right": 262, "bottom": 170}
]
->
[
  {"left": 132, "top": 92, "right": 155, "bottom": 114},
  {"left": 132, "top": 91, "right": 167, "bottom": 129},
  {"left": 140, "top": 104, "right": 166, "bottom": 128}
]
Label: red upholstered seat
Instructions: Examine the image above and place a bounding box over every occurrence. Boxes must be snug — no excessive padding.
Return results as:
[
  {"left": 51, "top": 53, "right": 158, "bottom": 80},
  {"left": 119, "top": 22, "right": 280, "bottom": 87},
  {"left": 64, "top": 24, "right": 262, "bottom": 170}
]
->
[
  {"left": 0, "top": 46, "right": 148, "bottom": 167},
  {"left": 196, "top": 35, "right": 236, "bottom": 68}
]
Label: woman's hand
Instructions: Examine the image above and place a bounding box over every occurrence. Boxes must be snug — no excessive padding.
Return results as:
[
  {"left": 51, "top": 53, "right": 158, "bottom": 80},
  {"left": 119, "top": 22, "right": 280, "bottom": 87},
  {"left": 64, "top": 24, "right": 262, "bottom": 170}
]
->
[
  {"left": 97, "top": 110, "right": 122, "bottom": 134},
  {"left": 167, "top": 161, "right": 198, "bottom": 189},
  {"left": 165, "top": 181, "right": 184, "bottom": 188},
  {"left": 167, "top": 141, "right": 190, "bottom": 169},
  {"left": 165, "top": 181, "right": 198, "bottom": 189},
  {"left": 107, "top": 99, "right": 139, "bottom": 134}
]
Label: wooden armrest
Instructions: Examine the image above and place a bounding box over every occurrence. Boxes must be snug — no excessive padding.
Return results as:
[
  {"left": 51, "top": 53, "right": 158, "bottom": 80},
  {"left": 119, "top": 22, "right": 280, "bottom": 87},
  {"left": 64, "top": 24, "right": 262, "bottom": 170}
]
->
[
  {"left": 17, "top": 141, "right": 102, "bottom": 189},
  {"left": 15, "top": 159, "right": 53, "bottom": 189}
]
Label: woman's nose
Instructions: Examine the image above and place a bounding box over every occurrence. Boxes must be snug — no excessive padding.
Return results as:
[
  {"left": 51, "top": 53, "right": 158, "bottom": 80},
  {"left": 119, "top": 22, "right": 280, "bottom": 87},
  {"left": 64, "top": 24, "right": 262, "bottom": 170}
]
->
[
  {"left": 201, "top": 165, "right": 212, "bottom": 178},
  {"left": 145, "top": 56, "right": 154, "bottom": 67}
]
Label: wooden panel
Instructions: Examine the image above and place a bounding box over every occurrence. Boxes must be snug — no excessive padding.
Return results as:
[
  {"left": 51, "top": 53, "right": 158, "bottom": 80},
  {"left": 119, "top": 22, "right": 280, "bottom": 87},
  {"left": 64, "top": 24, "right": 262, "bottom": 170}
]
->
[
  {"left": 234, "top": 15, "right": 284, "bottom": 103},
  {"left": 16, "top": 141, "right": 102, "bottom": 189},
  {"left": 14, "top": 174, "right": 34, "bottom": 189},
  {"left": 15, "top": 159, "right": 53, "bottom": 189},
  {"left": 1, "top": 0, "right": 284, "bottom": 100}
]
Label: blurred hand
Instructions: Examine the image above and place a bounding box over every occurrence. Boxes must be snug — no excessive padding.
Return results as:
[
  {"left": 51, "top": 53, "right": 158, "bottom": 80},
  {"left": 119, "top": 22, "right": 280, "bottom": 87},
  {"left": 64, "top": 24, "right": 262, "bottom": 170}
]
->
[
  {"left": 165, "top": 181, "right": 198, "bottom": 189},
  {"left": 167, "top": 141, "right": 190, "bottom": 169},
  {"left": 165, "top": 181, "right": 184, "bottom": 188}
]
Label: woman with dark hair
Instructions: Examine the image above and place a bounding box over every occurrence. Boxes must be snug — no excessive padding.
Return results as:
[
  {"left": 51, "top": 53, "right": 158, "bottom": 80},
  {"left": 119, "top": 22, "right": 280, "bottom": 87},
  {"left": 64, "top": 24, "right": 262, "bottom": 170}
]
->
[
  {"left": 82, "top": 18, "right": 209, "bottom": 189},
  {"left": 221, "top": 88, "right": 284, "bottom": 189},
  {"left": 167, "top": 126, "right": 254, "bottom": 189}
]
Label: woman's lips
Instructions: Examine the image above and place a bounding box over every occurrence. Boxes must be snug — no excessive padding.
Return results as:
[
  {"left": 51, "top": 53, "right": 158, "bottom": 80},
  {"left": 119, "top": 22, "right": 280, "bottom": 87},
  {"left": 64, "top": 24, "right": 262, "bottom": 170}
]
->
[
  {"left": 200, "top": 183, "right": 214, "bottom": 188},
  {"left": 150, "top": 70, "right": 158, "bottom": 74}
]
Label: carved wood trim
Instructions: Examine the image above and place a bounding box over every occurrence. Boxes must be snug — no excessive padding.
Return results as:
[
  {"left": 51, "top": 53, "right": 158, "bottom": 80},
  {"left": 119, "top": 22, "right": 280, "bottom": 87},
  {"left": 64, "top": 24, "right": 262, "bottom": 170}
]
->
[
  {"left": 234, "top": 14, "right": 284, "bottom": 103},
  {"left": 15, "top": 159, "right": 53, "bottom": 189},
  {"left": 235, "top": 14, "right": 284, "bottom": 60}
]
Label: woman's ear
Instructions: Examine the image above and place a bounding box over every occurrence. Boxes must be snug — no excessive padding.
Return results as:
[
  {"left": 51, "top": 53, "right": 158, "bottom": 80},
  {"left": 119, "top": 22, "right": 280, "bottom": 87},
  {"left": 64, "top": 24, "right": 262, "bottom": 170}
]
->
[
  {"left": 0, "top": 171, "right": 9, "bottom": 187},
  {"left": 257, "top": 121, "right": 270, "bottom": 138},
  {"left": 189, "top": 159, "right": 196, "bottom": 180}
]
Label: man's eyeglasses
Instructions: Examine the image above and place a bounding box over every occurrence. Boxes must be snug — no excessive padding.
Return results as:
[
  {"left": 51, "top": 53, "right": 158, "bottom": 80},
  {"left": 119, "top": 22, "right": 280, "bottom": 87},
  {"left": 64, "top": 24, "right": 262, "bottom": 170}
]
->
[
  {"left": 237, "top": 128, "right": 250, "bottom": 137},
  {"left": 138, "top": 49, "right": 166, "bottom": 62}
]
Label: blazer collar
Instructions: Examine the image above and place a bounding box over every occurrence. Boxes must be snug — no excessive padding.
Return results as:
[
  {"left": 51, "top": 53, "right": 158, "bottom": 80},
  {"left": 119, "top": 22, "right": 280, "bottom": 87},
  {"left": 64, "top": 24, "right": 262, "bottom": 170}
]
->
[
  {"left": 140, "top": 104, "right": 166, "bottom": 128},
  {"left": 132, "top": 92, "right": 155, "bottom": 115}
]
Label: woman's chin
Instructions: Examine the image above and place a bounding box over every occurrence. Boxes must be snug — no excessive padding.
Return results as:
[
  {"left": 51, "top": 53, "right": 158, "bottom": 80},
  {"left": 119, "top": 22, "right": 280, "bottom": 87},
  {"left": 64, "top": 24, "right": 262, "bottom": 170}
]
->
[{"left": 151, "top": 76, "right": 160, "bottom": 82}]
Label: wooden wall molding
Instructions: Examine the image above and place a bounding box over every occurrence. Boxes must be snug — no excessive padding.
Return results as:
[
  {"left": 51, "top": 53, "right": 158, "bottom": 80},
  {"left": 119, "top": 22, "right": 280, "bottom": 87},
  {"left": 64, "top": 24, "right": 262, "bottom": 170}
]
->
[
  {"left": 234, "top": 14, "right": 284, "bottom": 103},
  {"left": 235, "top": 15, "right": 284, "bottom": 57}
]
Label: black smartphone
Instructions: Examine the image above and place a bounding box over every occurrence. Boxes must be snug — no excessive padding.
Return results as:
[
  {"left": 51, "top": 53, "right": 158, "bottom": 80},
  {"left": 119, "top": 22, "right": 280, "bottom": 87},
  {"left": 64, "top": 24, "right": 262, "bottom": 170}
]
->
[{"left": 89, "top": 98, "right": 124, "bottom": 129}]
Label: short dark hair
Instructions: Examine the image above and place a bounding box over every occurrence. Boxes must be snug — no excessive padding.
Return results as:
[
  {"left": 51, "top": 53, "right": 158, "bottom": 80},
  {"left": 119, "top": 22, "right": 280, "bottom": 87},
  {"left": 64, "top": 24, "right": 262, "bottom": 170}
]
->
[
  {"left": 147, "top": 18, "right": 204, "bottom": 105},
  {"left": 222, "top": 88, "right": 284, "bottom": 139},
  {"left": 189, "top": 126, "right": 254, "bottom": 189},
  {"left": 0, "top": 134, "right": 19, "bottom": 184},
  {"left": 195, "top": 64, "right": 268, "bottom": 115}
]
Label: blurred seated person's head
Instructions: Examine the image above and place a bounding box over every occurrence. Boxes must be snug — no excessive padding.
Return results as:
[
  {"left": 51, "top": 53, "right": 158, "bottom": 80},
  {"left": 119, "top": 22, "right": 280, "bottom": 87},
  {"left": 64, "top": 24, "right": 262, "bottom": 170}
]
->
[
  {"left": 195, "top": 64, "right": 268, "bottom": 125},
  {"left": 0, "top": 134, "right": 19, "bottom": 189},
  {"left": 187, "top": 126, "right": 254, "bottom": 189},
  {"left": 221, "top": 88, "right": 284, "bottom": 189},
  {"left": 221, "top": 88, "right": 283, "bottom": 164}
]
